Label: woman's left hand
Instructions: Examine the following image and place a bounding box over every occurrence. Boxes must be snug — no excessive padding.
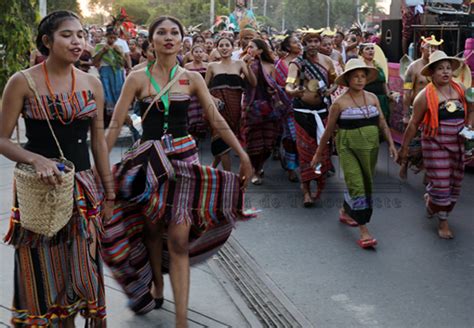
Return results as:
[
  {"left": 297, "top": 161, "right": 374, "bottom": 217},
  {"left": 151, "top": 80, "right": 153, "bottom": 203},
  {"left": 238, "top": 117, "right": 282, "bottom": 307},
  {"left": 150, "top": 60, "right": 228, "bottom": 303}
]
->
[
  {"left": 389, "top": 144, "right": 399, "bottom": 162},
  {"left": 239, "top": 152, "right": 253, "bottom": 191},
  {"left": 103, "top": 199, "right": 114, "bottom": 224}
]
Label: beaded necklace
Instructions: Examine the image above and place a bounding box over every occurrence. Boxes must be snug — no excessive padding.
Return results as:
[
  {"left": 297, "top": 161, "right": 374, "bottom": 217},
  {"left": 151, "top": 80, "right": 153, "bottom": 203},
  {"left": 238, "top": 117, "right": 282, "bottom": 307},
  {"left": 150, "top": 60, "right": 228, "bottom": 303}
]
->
[
  {"left": 349, "top": 90, "right": 370, "bottom": 118},
  {"left": 42, "top": 61, "right": 76, "bottom": 125}
]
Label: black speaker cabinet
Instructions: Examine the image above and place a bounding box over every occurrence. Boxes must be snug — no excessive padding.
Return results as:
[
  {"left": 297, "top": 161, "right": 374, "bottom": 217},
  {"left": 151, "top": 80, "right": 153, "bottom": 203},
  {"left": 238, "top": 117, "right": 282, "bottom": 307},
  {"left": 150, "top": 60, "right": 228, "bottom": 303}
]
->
[{"left": 381, "top": 19, "right": 403, "bottom": 63}]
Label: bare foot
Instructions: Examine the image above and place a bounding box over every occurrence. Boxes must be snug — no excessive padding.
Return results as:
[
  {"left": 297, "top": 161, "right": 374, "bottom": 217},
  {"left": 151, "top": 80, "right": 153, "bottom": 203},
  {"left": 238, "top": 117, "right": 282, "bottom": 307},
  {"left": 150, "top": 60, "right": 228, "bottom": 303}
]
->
[
  {"left": 151, "top": 277, "right": 164, "bottom": 299},
  {"left": 288, "top": 170, "right": 298, "bottom": 182},
  {"left": 438, "top": 220, "right": 454, "bottom": 239},
  {"left": 357, "top": 224, "right": 377, "bottom": 248},
  {"left": 303, "top": 192, "right": 313, "bottom": 207},
  {"left": 359, "top": 224, "right": 375, "bottom": 241},
  {"left": 339, "top": 208, "right": 358, "bottom": 227},
  {"left": 399, "top": 162, "right": 408, "bottom": 180}
]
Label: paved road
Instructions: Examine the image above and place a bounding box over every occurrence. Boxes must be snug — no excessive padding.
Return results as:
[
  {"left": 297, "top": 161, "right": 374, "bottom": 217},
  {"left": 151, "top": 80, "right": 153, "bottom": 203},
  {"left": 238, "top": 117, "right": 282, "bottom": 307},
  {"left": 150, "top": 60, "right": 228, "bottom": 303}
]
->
[
  {"left": 0, "top": 139, "right": 473, "bottom": 327},
  {"left": 229, "top": 143, "right": 474, "bottom": 328}
]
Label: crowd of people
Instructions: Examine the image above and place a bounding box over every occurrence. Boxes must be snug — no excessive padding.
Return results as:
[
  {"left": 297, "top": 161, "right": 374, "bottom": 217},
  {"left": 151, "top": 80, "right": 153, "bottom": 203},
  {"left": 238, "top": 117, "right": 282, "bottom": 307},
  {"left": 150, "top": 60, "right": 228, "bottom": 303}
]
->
[{"left": 0, "top": 8, "right": 473, "bottom": 327}]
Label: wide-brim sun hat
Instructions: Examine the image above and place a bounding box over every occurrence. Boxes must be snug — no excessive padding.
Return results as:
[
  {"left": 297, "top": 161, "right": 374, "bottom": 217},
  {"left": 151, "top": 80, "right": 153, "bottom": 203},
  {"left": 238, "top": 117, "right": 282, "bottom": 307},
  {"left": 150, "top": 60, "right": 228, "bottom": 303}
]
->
[
  {"left": 420, "top": 50, "right": 463, "bottom": 76},
  {"left": 334, "top": 58, "right": 379, "bottom": 87}
]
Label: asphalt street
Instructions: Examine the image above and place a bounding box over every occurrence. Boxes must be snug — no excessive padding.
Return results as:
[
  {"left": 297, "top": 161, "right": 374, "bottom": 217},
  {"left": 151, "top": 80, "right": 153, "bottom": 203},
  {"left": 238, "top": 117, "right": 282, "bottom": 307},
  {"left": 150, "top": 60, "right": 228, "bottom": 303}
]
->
[{"left": 0, "top": 138, "right": 473, "bottom": 327}]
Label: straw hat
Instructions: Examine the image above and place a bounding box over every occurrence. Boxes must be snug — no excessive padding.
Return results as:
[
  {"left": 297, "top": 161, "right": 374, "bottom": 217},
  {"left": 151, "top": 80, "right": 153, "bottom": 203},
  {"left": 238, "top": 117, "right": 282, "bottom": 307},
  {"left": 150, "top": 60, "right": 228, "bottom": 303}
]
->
[
  {"left": 334, "top": 58, "right": 379, "bottom": 87},
  {"left": 420, "top": 50, "right": 463, "bottom": 76}
]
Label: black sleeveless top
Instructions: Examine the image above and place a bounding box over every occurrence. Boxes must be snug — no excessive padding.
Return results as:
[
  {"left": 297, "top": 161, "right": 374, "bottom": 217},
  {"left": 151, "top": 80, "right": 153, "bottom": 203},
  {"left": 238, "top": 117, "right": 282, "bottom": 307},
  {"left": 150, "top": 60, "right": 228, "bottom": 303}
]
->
[
  {"left": 22, "top": 90, "right": 97, "bottom": 172},
  {"left": 209, "top": 74, "right": 244, "bottom": 90},
  {"left": 138, "top": 94, "right": 191, "bottom": 141}
]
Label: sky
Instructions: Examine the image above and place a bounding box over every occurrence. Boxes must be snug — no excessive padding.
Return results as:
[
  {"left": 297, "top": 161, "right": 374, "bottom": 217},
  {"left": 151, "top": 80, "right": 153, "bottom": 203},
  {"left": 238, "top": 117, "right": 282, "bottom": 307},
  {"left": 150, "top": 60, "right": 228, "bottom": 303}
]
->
[
  {"left": 78, "top": 0, "right": 91, "bottom": 17},
  {"left": 79, "top": 0, "right": 392, "bottom": 18}
]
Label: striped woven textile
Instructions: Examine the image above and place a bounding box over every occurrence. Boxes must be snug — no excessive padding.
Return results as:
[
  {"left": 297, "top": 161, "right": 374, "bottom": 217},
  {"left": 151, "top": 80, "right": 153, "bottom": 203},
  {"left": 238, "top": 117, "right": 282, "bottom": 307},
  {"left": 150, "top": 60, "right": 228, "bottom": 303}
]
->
[
  {"left": 281, "top": 113, "right": 299, "bottom": 171},
  {"left": 275, "top": 58, "right": 288, "bottom": 88},
  {"left": 275, "top": 58, "right": 299, "bottom": 171},
  {"left": 187, "top": 67, "right": 209, "bottom": 139},
  {"left": 5, "top": 170, "right": 106, "bottom": 326},
  {"left": 210, "top": 88, "right": 243, "bottom": 138},
  {"left": 422, "top": 118, "right": 466, "bottom": 215},
  {"left": 294, "top": 110, "right": 330, "bottom": 196},
  {"left": 23, "top": 90, "right": 97, "bottom": 121},
  {"left": 101, "top": 136, "right": 248, "bottom": 314},
  {"left": 241, "top": 120, "right": 279, "bottom": 172}
]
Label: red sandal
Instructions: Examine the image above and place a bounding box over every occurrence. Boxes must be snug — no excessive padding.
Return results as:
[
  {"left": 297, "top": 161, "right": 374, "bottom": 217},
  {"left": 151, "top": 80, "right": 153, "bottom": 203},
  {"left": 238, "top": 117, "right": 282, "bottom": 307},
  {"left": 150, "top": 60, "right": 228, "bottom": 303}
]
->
[{"left": 357, "top": 238, "right": 377, "bottom": 249}]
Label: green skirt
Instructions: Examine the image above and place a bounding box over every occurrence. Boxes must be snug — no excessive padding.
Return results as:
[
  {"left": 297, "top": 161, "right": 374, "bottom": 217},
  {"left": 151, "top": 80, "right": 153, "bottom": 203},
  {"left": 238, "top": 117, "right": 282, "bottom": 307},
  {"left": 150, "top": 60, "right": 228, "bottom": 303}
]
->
[{"left": 336, "top": 125, "right": 379, "bottom": 225}]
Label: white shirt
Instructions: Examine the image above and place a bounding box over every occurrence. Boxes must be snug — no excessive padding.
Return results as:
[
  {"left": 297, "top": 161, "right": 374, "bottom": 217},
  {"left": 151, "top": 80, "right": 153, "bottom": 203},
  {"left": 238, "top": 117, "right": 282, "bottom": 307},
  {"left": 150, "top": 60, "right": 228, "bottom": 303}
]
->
[
  {"left": 231, "top": 49, "right": 243, "bottom": 61},
  {"left": 115, "top": 38, "right": 130, "bottom": 54}
]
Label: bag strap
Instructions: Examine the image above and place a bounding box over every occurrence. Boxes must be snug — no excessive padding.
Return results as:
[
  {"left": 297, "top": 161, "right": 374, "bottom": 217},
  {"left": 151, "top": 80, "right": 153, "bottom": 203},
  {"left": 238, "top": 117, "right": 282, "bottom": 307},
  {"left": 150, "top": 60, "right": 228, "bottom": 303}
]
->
[
  {"left": 21, "top": 71, "right": 66, "bottom": 160},
  {"left": 141, "top": 66, "right": 186, "bottom": 123}
]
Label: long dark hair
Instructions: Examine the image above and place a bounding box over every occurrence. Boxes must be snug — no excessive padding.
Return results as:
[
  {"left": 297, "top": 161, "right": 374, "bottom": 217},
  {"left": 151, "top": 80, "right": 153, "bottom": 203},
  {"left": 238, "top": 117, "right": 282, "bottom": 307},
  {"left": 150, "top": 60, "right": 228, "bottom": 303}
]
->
[
  {"left": 36, "top": 10, "right": 80, "bottom": 56},
  {"left": 148, "top": 16, "right": 185, "bottom": 41},
  {"left": 280, "top": 36, "right": 293, "bottom": 53},
  {"left": 250, "top": 38, "right": 275, "bottom": 64}
]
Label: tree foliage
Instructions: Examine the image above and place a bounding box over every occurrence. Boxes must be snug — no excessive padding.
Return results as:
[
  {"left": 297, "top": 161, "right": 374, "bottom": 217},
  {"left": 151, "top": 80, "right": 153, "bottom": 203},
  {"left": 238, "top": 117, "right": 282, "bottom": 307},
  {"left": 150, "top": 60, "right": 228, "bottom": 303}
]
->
[
  {"left": 47, "top": 0, "right": 82, "bottom": 16},
  {"left": 0, "top": 0, "right": 35, "bottom": 91},
  {"left": 86, "top": 0, "right": 384, "bottom": 31}
]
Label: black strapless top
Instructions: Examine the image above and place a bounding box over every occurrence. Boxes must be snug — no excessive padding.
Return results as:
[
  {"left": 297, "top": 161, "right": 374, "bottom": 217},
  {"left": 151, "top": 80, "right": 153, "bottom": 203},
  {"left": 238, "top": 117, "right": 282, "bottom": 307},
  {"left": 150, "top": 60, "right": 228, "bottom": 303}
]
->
[
  {"left": 138, "top": 95, "right": 191, "bottom": 141},
  {"left": 438, "top": 100, "right": 465, "bottom": 121},
  {"left": 24, "top": 119, "right": 92, "bottom": 172},
  {"left": 22, "top": 91, "right": 97, "bottom": 172},
  {"left": 209, "top": 74, "right": 244, "bottom": 89}
]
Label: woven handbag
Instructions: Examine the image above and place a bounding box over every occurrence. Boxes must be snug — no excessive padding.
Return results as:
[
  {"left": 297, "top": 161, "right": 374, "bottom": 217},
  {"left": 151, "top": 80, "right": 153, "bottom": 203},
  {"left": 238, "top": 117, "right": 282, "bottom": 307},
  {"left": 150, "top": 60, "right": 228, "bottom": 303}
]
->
[{"left": 14, "top": 71, "right": 76, "bottom": 237}]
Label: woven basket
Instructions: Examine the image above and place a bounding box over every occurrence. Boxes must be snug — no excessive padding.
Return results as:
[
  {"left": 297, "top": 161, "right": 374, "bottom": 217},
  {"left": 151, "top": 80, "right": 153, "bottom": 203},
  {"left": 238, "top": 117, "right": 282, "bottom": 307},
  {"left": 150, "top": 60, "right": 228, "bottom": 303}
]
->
[{"left": 14, "top": 160, "right": 75, "bottom": 237}]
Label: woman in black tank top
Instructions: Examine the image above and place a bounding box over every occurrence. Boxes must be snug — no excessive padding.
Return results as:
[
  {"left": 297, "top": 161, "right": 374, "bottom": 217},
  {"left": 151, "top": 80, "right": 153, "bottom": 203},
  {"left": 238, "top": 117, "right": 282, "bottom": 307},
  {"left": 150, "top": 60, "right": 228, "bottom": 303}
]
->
[{"left": 105, "top": 16, "right": 252, "bottom": 326}]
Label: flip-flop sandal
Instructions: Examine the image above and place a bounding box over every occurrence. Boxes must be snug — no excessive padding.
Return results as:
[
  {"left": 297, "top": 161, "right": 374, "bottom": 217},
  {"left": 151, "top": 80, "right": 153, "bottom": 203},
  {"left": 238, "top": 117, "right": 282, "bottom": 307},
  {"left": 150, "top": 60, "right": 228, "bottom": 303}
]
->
[
  {"left": 339, "top": 213, "right": 358, "bottom": 227},
  {"left": 357, "top": 238, "right": 377, "bottom": 249},
  {"left": 251, "top": 176, "right": 262, "bottom": 185}
]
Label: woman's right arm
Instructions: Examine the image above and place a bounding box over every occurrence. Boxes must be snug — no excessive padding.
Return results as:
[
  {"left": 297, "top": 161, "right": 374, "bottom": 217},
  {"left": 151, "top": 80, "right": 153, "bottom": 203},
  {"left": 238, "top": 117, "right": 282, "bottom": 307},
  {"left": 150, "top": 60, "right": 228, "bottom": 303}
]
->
[
  {"left": 240, "top": 60, "right": 257, "bottom": 87},
  {"left": 398, "top": 90, "right": 428, "bottom": 163},
  {"left": 105, "top": 72, "right": 139, "bottom": 151},
  {"left": 204, "top": 63, "right": 214, "bottom": 87},
  {"left": 0, "top": 73, "right": 62, "bottom": 185}
]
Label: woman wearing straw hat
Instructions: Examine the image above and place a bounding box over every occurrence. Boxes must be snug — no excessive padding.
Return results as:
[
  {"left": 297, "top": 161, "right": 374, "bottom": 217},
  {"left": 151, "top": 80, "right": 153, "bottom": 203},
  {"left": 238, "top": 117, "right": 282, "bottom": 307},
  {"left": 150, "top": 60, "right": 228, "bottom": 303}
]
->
[
  {"left": 311, "top": 59, "right": 398, "bottom": 249},
  {"left": 0, "top": 11, "right": 114, "bottom": 326},
  {"left": 398, "top": 50, "right": 474, "bottom": 239}
]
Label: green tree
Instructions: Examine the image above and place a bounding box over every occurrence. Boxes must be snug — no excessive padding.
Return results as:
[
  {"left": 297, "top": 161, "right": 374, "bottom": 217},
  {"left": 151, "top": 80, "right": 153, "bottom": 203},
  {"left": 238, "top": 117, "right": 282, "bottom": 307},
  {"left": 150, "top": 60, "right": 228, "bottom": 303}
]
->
[
  {"left": 0, "top": 0, "right": 35, "bottom": 91},
  {"left": 89, "top": 0, "right": 113, "bottom": 13},
  {"left": 147, "top": 0, "right": 230, "bottom": 29},
  {"left": 47, "top": 0, "right": 81, "bottom": 16}
]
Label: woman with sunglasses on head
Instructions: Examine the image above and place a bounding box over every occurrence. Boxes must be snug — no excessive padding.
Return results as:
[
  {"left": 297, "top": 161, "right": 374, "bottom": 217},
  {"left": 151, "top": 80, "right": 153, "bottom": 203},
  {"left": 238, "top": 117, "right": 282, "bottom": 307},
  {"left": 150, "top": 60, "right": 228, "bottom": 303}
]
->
[
  {"left": 103, "top": 16, "right": 252, "bottom": 327},
  {"left": 0, "top": 10, "right": 114, "bottom": 326}
]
